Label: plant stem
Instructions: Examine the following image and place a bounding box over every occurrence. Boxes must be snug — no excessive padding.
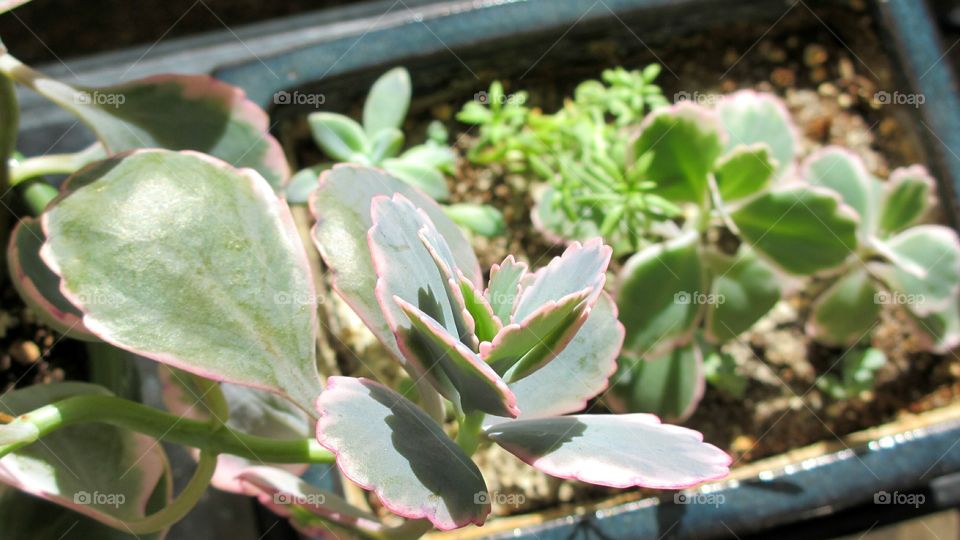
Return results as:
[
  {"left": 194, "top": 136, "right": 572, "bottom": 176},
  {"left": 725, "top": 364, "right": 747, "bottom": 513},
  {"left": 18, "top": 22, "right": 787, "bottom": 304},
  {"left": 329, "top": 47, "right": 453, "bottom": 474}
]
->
[
  {"left": 17, "top": 177, "right": 57, "bottom": 215},
  {"left": 0, "top": 394, "right": 334, "bottom": 463},
  {"left": 125, "top": 450, "right": 217, "bottom": 534},
  {"left": 0, "top": 69, "right": 17, "bottom": 267},
  {"left": 85, "top": 341, "right": 141, "bottom": 401},
  {"left": 455, "top": 410, "right": 485, "bottom": 455}
]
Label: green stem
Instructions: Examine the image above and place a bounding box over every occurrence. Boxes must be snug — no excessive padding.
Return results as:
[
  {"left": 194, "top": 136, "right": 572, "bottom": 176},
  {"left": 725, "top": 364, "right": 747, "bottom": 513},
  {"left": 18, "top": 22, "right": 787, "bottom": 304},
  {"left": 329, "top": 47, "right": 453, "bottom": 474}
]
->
[
  {"left": 10, "top": 144, "right": 105, "bottom": 186},
  {"left": 124, "top": 449, "right": 217, "bottom": 534},
  {"left": 0, "top": 69, "right": 17, "bottom": 266},
  {"left": 455, "top": 411, "right": 485, "bottom": 455},
  {"left": 0, "top": 394, "right": 334, "bottom": 463},
  {"left": 17, "top": 177, "right": 57, "bottom": 215}
]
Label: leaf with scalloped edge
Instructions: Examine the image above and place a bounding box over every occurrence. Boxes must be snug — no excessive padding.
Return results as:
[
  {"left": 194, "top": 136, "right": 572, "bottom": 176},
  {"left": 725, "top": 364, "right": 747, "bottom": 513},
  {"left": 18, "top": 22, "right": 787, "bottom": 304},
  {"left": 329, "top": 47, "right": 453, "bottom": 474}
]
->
[
  {"left": 0, "top": 383, "right": 172, "bottom": 532},
  {"left": 458, "top": 271, "right": 501, "bottom": 343},
  {"left": 872, "top": 225, "right": 960, "bottom": 316},
  {"left": 41, "top": 150, "right": 321, "bottom": 413},
  {"left": 512, "top": 238, "right": 610, "bottom": 322},
  {"left": 617, "top": 231, "right": 705, "bottom": 355},
  {"left": 485, "top": 255, "right": 528, "bottom": 325},
  {"left": 705, "top": 246, "right": 780, "bottom": 343},
  {"left": 316, "top": 376, "right": 489, "bottom": 530},
  {"left": 717, "top": 90, "right": 797, "bottom": 181},
  {"left": 7, "top": 217, "right": 97, "bottom": 341},
  {"left": 395, "top": 297, "right": 518, "bottom": 418},
  {"left": 310, "top": 165, "right": 480, "bottom": 361},
  {"left": 485, "top": 414, "right": 730, "bottom": 489},
  {"left": 713, "top": 143, "right": 776, "bottom": 202},
  {"left": 730, "top": 186, "right": 859, "bottom": 275},
  {"left": 158, "top": 366, "right": 310, "bottom": 493},
  {"left": 807, "top": 269, "right": 880, "bottom": 346},
  {"left": 634, "top": 102, "right": 724, "bottom": 205},
  {"left": 608, "top": 340, "right": 705, "bottom": 422},
  {"left": 22, "top": 70, "right": 289, "bottom": 190},
  {"left": 879, "top": 165, "right": 936, "bottom": 236},
  {"left": 802, "top": 147, "right": 875, "bottom": 236},
  {"left": 238, "top": 466, "right": 383, "bottom": 538}
]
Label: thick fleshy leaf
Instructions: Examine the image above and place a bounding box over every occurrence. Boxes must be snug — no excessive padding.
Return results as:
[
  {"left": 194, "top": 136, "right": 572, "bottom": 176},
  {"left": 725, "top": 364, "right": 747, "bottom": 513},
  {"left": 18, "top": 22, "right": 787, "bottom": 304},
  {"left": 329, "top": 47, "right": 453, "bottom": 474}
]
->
[
  {"left": 717, "top": 90, "right": 797, "bottom": 181},
  {"left": 310, "top": 165, "right": 480, "bottom": 360},
  {"left": 41, "top": 150, "right": 321, "bottom": 412},
  {"left": 0, "top": 0, "right": 31, "bottom": 14},
  {"left": 617, "top": 231, "right": 705, "bottom": 355},
  {"left": 458, "top": 272, "right": 501, "bottom": 343},
  {"left": 705, "top": 246, "right": 780, "bottom": 343},
  {"left": 532, "top": 186, "right": 615, "bottom": 251},
  {"left": 512, "top": 238, "right": 610, "bottom": 322},
  {"left": 315, "top": 377, "right": 489, "bottom": 530},
  {"left": 634, "top": 103, "right": 725, "bottom": 205},
  {"left": 702, "top": 345, "right": 747, "bottom": 398},
  {"left": 369, "top": 127, "right": 405, "bottom": 164},
  {"left": 485, "top": 255, "right": 528, "bottom": 325},
  {"left": 363, "top": 67, "right": 412, "bottom": 136},
  {"left": 239, "top": 466, "right": 383, "bottom": 537},
  {"left": 158, "top": 366, "right": 311, "bottom": 493},
  {"left": 285, "top": 165, "right": 326, "bottom": 205},
  {"left": 7, "top": 218, "right": 97, "bottom": 341},
  {"left": 481, "top": 288, "right": 591, "bottom": 382},
  {"left": 443, "top": 202, "right": 506, "bottom": 238},
  {"left": 713, "top": 143, "right": 776, "bottom": 201},
  {"left": 872, "top": 225, "right": 960, "bottom": 316},
  {"left": 802, "top": 147, "right": 875, "bottom": 235},
  {"left": 308, "top": 112, "right": 370, "bottom": 163},
  {"left": 808, "top": 269, "right": 880, "bottom": 346},
  {"left": 0, "top": 485, "right": 167, "bottom": 540},
  {"left": 610, "top": 341, "right": 704, "bottom": 421},
  {"left": 911, "top": 301, "right": 960, "bottom": 354},
  {"left": 730, "top": 186, "right": 859, "bottom": 275},
  {"left": 27, "top": 72, "right": 289, "bottom": 189},
  {"left": 879, "top": 165, "right": 935, "bottom": 236},
  {"left": 0, "top": 383, "right": 171, "bottom": 530},
  {"left": 485, "top": 414, "right": 731, "bottom": 489},
  {"left": 382, "top": 158, "right": 450, "bottom": 200},
  {"left": 395, "top": 298, "right": 518, "bottom": 418}
]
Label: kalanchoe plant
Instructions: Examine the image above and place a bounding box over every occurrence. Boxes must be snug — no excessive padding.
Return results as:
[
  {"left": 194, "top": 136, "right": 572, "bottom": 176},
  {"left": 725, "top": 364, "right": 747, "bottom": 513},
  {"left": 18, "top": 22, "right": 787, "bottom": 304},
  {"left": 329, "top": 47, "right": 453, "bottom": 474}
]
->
[
  {"left": 0, "top": 144, "right": 731, "bottom": 537},
  {"left": 302, "top": 66, "right": 506, "bottom": 237}
]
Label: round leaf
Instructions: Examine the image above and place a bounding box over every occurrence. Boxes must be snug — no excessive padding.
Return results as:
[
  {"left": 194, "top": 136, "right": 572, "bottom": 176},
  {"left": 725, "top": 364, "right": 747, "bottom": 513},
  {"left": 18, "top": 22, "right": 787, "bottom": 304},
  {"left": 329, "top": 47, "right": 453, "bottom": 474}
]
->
[
  {"left": 808, "top": 269, "right": 880, "bottom": 346},
  {"left": 717, "top": 90, "right": 797, "bottom": 181}
]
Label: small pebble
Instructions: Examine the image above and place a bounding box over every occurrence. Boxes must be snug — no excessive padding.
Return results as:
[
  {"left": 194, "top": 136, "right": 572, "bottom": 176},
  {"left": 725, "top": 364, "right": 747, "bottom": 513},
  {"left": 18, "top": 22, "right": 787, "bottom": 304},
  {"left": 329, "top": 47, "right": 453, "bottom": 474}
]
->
[
  {"left": 9, "top": 341, "right": 41, "bottom": 365},
  {"left": 803, "top": 44, "right": 828, "bottom": 66}
]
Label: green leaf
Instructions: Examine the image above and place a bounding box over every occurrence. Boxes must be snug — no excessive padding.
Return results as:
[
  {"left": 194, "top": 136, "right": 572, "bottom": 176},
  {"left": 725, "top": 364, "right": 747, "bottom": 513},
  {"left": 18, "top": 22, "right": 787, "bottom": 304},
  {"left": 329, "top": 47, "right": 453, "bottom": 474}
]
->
[
  {"left": 285, "top": 164, "right": 326, "bottom": 205},
  {"left": 308, "top": 112, "right": 370, "bottom": 162},
  {"left": 310, "top": 166, "right": 480, "bottom": 363},
  {"left": 617, "top": 231, "right": 705, "bottom": 354},
  {"left": 802, "top": 147, "right": 875, "bottom": 235},
  {"left": 817, "top": 347, "right": 886, "bottom": 399},
  {"left": 458, "top": 274, "right": 501, "bottom": 343},
  {"left": 718, "top": 91, "right": 797, "bottom": 181},
  {"left": 705, "top": 246, "right": 781, "bottom": 343},
  {"left": 511, "top": 238, "right": 610, "bottom": 322},
  {"left": 316, "top": 377, "right": 489, "bottom": 530},
  {"left": 400, "top": 143, "right": 457, "bottom": 173},
  {"left": 634, "top": 103, "right": 724, "bottom": 205},
  {"left": 731, "top": 186, "right": 859, "bottom": 275},
  {"left": 879, "top": 165, "right": 935, "bottom": 236},
  {"left": 368, "top": 127, "right": 405, "bottom": 164},
  {"left": 382, "top": 158, "right": 450, "bottom": 200},
  {"left": 808, "top": 269, "right": 880, "bottom": 346},
  {"left": 6, "top": 217, "right": 98, "bottom": 340},
  {"left": 910, "top": 300, "right": 960, "bottom": 353},
  {"left": 0, "top": 383, "right": 171, "bottom": 531},
  {"left": 363, "top": 67, "right": 412, "bottom": 136},
  {"left": 485, "top": 414, "right": 730, "bottom": 488},
  {"left": 872, "top": 225, "right": 960, "bottom": 316},
  {"left": 24, "top": 71, "right": 290, "bottom": 190},
  {"left": 713, "top": 143, "right": 776, "bottom": 201},
  {"left": 42, "top": 150, "right": 321, "bottom": 413},
  {"left": 485, "top": 255, "right": 527, "bottom": 325},
  {"left": 443, "top": 202, "right": 505, "bottom": 237},
  {"left": 702, "top": 345, "right": 746, "bottom": 398},
  {"left": 610, "top": 341, "right": 704, "bottom": 421}
]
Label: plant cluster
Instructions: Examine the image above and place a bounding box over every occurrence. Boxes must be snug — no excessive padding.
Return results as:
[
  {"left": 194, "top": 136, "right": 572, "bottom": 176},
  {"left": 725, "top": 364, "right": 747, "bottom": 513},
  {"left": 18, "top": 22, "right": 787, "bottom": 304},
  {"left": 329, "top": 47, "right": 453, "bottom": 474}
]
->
[{"left": 0, "top": 23, "right": 731, "bottom": 538}]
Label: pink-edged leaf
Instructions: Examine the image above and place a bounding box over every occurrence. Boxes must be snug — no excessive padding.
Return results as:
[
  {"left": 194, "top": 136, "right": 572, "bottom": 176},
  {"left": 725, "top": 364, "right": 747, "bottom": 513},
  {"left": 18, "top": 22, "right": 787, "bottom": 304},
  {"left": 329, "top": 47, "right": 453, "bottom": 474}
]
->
[
  {"left": 485, "top": 414, "right": 731, "bottom": 489},
  {"left": 485, "top": 255, "right": 528, "bottom": 325},
  {"left": 480, "top": 288, "right": 591, "bottom": 382},
  {"left": 6, "top": 217, "right": 98, "bottom": 341},
  {"left": 879, "top": 165, "right": 936, "bottom": 236},
  {"left": 0, "top": 0, "right": 30, "bottom": 14},
  {"left": 511, "top": 238, "right": 611, "bottom": 322},
  {"left": 157, "top": 366, "right": 310, "bottom": 493},
  {"left": 486, "top": 292, "right": 623, "bottom": 424},
  {"left": 396, "top": 297, "right": 518, "bottom": 418},
  {"left": 717, "top": 90, "right": 799, "bottom": 182},
  {"left": 0, "top": 383, "right": 172, "bottom": 531},
  {"left": 316, "top": 377, "right": 489, "bottom": 530},
  {"left": 40, "top": 150, "right": 321, "bottom": 413},
  {"left": 418, "top": 226, "right": 479, "bottom": 351},
  {"left": 24, "top": 70, "right": 289, "bottom": 190},
  {"left": 310, "top": 165, "right": 481, "bottom": 360},
  {"left": 239, "top": 466, "right": 383, "bottom": 538},
  {"left": 458, "top": 270, "right": 501, "bottom": 343}
]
